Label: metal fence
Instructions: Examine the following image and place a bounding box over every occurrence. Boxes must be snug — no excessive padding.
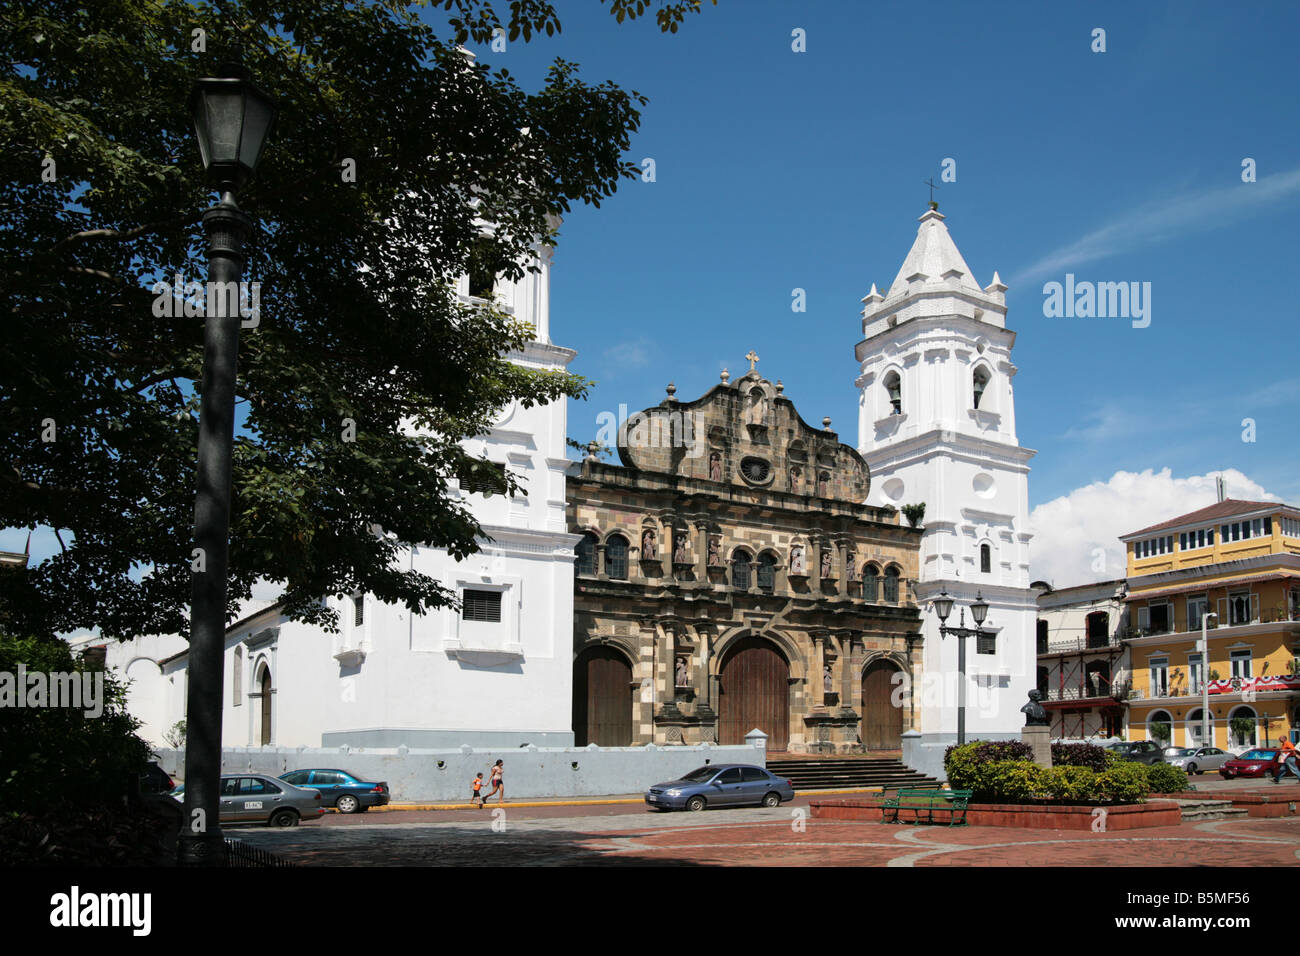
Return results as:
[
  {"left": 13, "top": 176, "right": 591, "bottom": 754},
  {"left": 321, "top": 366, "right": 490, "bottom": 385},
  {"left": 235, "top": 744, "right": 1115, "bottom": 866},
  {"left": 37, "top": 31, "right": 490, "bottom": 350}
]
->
[{"left": 224, "top": 838, "right": 297, "bottom": 867}]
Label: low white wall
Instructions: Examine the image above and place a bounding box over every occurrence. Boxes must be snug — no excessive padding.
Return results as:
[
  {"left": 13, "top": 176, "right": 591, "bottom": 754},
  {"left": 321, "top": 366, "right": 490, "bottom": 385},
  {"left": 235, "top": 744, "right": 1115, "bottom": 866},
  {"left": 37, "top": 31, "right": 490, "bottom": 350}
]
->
[{"left": 153, "top": 742, "right": 766, "bottom": 803}]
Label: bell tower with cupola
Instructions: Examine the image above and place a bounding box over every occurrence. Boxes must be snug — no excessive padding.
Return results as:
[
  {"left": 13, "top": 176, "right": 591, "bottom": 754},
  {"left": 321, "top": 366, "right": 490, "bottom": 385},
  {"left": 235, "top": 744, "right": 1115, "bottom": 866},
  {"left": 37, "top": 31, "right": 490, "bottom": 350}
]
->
[{"left": 854, "top": 204, "right": 1038, "bottom": 777}]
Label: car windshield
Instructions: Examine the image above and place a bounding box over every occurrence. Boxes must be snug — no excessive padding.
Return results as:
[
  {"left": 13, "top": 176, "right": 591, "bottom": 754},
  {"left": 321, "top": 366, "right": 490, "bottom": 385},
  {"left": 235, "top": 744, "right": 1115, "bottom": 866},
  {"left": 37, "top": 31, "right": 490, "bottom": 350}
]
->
[
  {"left": 679, "top": 767, "right": 721, "bottom": 783},
  {"left": 1164, "top": 748, "right": 1192, "bottom": 757},
  {"left": 1241, "top": 750, "right": 1277, "bottom": 761},
  {"left": 1110, "top": 743, "right": 1135, "bottom": 752}
]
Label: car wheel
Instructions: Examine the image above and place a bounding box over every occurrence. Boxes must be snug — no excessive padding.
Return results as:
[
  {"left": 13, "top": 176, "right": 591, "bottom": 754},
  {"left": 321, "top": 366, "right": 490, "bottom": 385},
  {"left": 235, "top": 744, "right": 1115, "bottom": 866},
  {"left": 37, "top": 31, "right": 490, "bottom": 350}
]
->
[
  {"left": 336, "top": 794, "right": 360, "bottom": 814},
  {"left": 269, "top": 809, "right": 299, "bottom": 828},
  {"left": 762, "top": 792, "right": 781, "bottom": 808},
  {"left": 685, "top": 795, "right": 706, "bottom": 812},
  {"left": 1186, "top": 763, "right": 1198, "bottom": 774}
]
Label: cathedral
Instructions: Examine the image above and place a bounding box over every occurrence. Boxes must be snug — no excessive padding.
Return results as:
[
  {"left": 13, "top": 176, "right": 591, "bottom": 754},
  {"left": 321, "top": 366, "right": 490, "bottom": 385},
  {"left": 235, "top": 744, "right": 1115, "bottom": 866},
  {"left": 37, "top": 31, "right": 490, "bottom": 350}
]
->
[{"left": 568, "top": 365, "right": 922, "bottom": 752}]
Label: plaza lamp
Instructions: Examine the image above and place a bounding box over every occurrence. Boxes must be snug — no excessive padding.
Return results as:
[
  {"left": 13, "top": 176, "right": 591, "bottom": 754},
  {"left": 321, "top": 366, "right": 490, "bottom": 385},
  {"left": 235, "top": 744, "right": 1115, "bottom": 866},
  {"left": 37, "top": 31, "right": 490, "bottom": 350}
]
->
[{"left": 931, "top": 588, "right": 990, "bottom": 746}]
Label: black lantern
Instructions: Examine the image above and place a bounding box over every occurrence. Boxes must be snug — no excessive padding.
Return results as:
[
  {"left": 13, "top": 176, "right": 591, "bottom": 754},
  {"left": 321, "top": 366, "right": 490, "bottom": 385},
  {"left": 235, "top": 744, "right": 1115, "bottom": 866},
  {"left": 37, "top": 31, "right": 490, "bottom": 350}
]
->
[
  {"left": 970, "top": 591, "right": 989, "bottom": 626},
  {"left": 190, "top": 66, "right": 277, "bottom": 190}
]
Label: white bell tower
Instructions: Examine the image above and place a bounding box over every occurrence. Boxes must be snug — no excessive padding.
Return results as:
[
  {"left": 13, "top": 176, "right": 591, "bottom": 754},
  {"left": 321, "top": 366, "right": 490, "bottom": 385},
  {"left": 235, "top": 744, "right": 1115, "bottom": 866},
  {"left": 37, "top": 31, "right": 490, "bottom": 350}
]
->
[{"left": 855, "top": 205, "right": 1038, "bottom": 777}]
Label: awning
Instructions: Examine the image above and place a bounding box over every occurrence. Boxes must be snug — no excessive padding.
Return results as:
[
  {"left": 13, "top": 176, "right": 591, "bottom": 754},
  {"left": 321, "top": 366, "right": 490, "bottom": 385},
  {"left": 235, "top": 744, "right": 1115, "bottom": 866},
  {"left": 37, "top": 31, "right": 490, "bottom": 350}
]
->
[{"left": 1126, "top": 572, "right": 1299, "bottom": 603}]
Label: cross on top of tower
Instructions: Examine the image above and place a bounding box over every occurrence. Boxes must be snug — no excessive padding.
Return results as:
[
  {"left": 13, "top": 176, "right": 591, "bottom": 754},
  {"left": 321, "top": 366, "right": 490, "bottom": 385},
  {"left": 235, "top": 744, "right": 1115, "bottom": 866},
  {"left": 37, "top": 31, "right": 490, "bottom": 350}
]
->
[
  {"left": 923, "top": 177, "right": 939, "bottom": 209},
  {"left": 745, "top": 350, "right": 760, "bottom": 372}
]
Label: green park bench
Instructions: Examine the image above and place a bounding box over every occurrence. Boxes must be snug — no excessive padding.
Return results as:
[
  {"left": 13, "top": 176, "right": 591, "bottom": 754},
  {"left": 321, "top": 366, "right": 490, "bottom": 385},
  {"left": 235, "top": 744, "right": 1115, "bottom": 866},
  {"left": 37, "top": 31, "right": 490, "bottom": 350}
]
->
[{"left": 882, "top": 787, "right": 971, "bottom": 827}]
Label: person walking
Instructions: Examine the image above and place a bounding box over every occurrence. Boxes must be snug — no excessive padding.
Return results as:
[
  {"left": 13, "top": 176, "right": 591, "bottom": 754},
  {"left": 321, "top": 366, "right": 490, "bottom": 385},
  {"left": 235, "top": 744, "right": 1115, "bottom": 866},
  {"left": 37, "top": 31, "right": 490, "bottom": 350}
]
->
[
  {"left": 471, "top": 772, "right": 486, "bottom": 807},
  {"left": 484, "top": 759, "right": 505, "bottom": 803},
  {"left": 1273, "top": 737, "right": 1300, "bottom": 783}
]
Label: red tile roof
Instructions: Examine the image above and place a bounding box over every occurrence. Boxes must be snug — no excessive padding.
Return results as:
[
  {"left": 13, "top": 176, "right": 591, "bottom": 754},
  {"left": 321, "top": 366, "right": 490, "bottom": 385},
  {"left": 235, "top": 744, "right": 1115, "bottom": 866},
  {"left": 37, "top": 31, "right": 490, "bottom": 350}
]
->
[{"left": 1122, "top": 499, "right": 1294, "bottom": 539}]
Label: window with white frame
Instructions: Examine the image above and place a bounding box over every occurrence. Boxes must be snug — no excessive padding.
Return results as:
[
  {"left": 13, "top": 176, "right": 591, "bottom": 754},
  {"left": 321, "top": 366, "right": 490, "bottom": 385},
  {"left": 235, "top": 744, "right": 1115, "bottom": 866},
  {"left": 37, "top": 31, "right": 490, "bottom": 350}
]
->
[
  {"left": 1230, "top": 649, "right": 1252, "bottom": 680},
  {"left": 1228, "top": 591, "right": 1252, "bottom": 626},
  {"left": 1150, "top": 657, "right": 1169, "bottom": 697},
  {"left": 1188, "top": 595, "right": 1209, "bottom": 632},
  {"left": 1180, "top": 528, "right": 1214, "bottom": 551},
  {"left": 1282, "top": 517, "right": 1300, "bottom": 538},
  {"left": 1188, "top": 652, "right": 1202, "bottom": 696}
]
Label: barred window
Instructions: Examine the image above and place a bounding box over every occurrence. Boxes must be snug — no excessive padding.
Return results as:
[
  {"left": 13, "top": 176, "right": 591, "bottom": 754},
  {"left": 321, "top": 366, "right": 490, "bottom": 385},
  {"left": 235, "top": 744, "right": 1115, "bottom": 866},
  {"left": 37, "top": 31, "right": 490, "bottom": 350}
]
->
[
  {"left": 976, "top": 632, "right": 996, "bottom": 655},
  {"left": 462, "top": 589, "right": 502, "bottom": 623},
  {"left": 883, "top": 566, "right": 900, "bottom": 603},
  {"left": 732, "top": 550, "right": 751, "bottom": 590},
  {"left": 980, "top": 543, "right": 991, "bottom": 574},
  {"left": 575, "top": 533, "right": 599, "bottom": 576},
  {"left": 606, "top": 535, "right": 629, "bottom": 580},
  {"left": 353, "top": 594, "right": 364, "bottom": 627},
  {"left": 756, "top": 552, "right": 776, "bottom": 592},
  {"left": 457, "top": 460, "right": 507, "bottom": 496},
  {"left": 863, "top": 566, "right": 879, "bottom": 602}
]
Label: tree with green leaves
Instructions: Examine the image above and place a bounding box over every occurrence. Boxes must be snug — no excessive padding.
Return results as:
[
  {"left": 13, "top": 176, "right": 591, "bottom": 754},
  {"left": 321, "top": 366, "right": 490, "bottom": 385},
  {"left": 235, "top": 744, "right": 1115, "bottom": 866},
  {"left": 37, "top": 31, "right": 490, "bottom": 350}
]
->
[{"left": 0, "top": 0, "right": 714, "bottom": 640}]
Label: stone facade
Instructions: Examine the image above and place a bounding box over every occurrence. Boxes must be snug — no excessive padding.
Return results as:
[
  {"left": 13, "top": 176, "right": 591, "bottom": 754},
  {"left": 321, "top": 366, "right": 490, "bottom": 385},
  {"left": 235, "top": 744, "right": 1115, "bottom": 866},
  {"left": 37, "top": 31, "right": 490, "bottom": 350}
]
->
[{"left": 568, "top": 368, "right": 923, "bottom": 753}]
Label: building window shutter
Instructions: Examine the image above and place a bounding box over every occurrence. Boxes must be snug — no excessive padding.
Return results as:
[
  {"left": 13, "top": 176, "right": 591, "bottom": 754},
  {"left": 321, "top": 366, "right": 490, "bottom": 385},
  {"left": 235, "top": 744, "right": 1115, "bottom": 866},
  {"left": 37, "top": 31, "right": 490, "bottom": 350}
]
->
[{"left": 1137, "top": 607, "right": 1149, "bottom": 631}]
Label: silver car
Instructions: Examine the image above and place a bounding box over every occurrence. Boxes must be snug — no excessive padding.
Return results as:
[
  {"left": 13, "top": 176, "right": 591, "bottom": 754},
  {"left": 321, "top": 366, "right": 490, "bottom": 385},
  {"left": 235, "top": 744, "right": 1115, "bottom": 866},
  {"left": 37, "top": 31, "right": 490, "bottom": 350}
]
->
[
  {"left": 172, "top": 773, "right": 324, "bottom": 827},
  {"left": 644, "top": 764, "right": 796, "bottom": 812},
  {"left": 1164, "top": 746, "right": 1234, "bottom": 775}
]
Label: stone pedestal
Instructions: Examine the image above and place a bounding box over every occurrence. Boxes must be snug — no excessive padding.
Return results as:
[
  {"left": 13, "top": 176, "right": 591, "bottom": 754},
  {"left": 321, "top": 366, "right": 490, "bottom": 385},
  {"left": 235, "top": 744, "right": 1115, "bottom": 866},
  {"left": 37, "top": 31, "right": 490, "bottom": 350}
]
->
[{"left": 1022, "top": 725, "right": 1052, "bottom": 768}]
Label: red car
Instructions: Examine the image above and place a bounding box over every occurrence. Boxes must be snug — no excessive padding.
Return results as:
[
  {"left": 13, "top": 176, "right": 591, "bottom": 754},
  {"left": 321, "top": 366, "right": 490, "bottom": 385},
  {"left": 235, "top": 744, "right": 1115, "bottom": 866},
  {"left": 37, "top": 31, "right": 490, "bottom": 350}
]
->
[{"left": 1219, "top": 749, "right": 1280, "bottom": 779}]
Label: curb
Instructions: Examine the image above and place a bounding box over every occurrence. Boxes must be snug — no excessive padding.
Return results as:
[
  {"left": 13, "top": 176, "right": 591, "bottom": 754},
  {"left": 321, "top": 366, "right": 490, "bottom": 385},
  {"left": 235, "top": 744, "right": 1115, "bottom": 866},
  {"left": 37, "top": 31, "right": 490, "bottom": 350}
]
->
[{"left": 357, "top": 785, "right": 885, "bottom": 813}]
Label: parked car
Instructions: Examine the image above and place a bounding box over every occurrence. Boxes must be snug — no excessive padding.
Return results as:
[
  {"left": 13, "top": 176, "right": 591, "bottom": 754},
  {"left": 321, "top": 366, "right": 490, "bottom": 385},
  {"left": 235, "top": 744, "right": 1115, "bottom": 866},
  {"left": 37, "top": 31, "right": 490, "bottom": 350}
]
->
[
  {"left": 140, "top": 761, "right": 175, "bottom": 794},
  {"left": 170, "top": 773, "right": 324, "bottom": 826},
  {"left": 644, "top": 764, "right": 795, "bottom": 812},
  {"left": 1106, "top": 741, "right": 1165, "bottom": 765},
  {"left": 1165, "top": 746, "right": 1235, "bottom": 775},
  {"left": 279, "top": 769, "right": 390, "bottom": 813},
  {"left": 1219, "top": 749, "right": 1280, "bottom": 779}
]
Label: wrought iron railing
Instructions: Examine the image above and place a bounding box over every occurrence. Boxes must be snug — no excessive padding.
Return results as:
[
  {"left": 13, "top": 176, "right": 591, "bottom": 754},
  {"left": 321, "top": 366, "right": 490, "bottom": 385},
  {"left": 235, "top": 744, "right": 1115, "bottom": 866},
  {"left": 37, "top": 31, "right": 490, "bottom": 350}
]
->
[{"left": 224, "top": 838, "right": 296, "bottom": 867}]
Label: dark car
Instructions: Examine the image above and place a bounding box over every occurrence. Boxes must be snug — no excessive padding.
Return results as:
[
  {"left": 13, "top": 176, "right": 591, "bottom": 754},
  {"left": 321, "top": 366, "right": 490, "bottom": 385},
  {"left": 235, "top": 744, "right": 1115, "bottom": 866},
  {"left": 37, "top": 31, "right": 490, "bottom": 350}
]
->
[
  {"left": 170, "top": 773, "right": 324, "bottom": 827},
  {"left": 1106, "top": 740, "right": 1165, "bottom": 765},
  {"left": 140, "top": 761, "right": 175, "bottom": 794},
  {"left": 1219, "top": 749, "right": 1280, "bottom": 779},
  {"left": 644, "top": 764, "right": 795, "bottom": 812},
  {"left": 280, "top": 768, "right": 391, "bottom": 813}
]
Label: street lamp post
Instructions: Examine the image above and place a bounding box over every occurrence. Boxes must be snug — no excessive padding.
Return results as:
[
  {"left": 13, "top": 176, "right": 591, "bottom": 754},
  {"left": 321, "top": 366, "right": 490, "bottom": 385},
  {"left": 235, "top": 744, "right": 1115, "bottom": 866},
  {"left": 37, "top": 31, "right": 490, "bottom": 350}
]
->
[
  {"left": 1200, "top": 610, "right": 1218, "bottom": 751},
  {"left": 931, "top": 588, "right": 989, "bottom": 746},
  {"left": 177, "top": 65, "right": 276, "bottom": 866}
]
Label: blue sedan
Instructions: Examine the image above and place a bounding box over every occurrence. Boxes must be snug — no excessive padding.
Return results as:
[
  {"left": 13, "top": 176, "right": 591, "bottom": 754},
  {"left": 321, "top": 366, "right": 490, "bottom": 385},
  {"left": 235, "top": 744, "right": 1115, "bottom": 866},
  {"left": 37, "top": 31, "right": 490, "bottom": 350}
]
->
[
  {"left": 279, "top": 769, "right": 391, "bottom": 813},
  {"left": 644, "top": 764, "right": 795, "bottom": 812}
]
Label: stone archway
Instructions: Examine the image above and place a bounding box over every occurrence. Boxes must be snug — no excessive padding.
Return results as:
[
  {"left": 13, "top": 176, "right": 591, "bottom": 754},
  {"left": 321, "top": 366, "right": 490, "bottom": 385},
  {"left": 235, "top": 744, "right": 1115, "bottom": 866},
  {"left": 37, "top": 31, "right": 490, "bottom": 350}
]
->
[
  {"left": 573, "top": 645, "right": 634, "bottom": 746},
  {"left": 861, "top": 658, "right": 903, "bottom": 750},
  {"left": 718, "top": 635, "right": 790, "bottom": 751}
]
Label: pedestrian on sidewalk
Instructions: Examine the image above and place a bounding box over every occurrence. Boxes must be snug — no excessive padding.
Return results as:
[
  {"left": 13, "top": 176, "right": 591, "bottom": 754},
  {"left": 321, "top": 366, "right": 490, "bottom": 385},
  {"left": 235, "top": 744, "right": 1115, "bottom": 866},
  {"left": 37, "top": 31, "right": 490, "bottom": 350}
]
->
[
  {"left": 484, "top": 759, "right": 505, "bottom": 803},
  {"left": 471, "top": 772, "right": 486, "bottom": 807},
  {"left": 1273, "top": 738, "right": 1300, "bottom": 783}
]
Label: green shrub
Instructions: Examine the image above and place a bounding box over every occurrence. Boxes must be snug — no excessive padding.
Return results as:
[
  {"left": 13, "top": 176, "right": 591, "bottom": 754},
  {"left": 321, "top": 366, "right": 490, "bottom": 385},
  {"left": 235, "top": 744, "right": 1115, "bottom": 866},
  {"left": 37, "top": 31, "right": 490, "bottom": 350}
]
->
[
  {"left": 1038, "top": 765, "right": 1098, "bottom": 802},
  {"left": 1051, "top": 742, "right": 1117, "bottom": 771},
  {"left": 1097, "top": 760, "right": 1149, "bottom": 804},
  {"left": 1145, "top": 762, "right": 1189, "bottom": 794}
]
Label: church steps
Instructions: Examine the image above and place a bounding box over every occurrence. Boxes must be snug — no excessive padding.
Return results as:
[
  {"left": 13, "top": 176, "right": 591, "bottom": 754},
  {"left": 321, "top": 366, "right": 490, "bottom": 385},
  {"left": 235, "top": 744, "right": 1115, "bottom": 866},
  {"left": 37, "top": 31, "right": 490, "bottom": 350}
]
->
[{"left": 766, "top": 756, "right": 943, "bottom": 791}]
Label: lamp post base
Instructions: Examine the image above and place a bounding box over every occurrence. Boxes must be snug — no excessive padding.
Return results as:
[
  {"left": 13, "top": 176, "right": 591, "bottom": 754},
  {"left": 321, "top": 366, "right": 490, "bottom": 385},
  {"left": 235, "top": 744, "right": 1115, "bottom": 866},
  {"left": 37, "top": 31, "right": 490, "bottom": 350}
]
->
[{"left": 177, "top": 830, "right": 228, "bottom": 867}]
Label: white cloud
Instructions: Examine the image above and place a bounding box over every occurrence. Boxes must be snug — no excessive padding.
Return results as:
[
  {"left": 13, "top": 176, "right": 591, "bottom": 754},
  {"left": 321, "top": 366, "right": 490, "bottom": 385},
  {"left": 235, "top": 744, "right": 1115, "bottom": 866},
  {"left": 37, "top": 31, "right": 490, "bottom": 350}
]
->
[
  {"left": 1010, "top": 167, "right": 1300, "bottom": 287},
  {"left": 1029, "top": 468, "right": 1280, "bottom": 587},
  {"left": 602, "top": 337, "right": 653, "bottom": 369}
]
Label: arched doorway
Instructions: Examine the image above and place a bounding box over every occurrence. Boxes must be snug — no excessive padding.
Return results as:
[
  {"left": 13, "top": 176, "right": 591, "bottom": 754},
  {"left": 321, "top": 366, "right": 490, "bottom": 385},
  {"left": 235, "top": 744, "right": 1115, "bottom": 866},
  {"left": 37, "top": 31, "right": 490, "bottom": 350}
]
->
[
  {"left": 255, "top": 664, "right": 273, "bottom": 746},
  {"left": 718, "top": 635, "right": 789, "bottom": 751},
  {"left": 862, "top": 659, "right": 904, "bottom": 750},
  {"left": 573, "top": 646, "right": 633, "bottom": 746}
]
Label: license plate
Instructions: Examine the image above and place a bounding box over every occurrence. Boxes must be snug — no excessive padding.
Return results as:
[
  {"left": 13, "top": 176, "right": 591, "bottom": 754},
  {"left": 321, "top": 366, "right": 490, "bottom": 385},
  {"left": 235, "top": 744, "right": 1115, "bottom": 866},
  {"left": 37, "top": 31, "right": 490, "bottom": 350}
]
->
[{"left": 246, "top": 801, "right": 263, "bottom": 810}]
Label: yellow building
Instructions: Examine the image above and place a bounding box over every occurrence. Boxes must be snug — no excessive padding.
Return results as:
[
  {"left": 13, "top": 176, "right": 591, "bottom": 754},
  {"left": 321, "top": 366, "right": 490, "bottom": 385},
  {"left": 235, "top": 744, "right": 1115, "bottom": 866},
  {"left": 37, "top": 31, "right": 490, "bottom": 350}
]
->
[{"left": 1122, "top": 499, "right": 1300, "bottom": 751}]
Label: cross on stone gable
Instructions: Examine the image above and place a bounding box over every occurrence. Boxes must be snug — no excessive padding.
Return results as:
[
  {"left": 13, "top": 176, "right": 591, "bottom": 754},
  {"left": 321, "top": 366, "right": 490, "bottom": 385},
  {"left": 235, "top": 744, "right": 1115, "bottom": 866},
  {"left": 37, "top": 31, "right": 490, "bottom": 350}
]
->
[{"left": 745, "top": 350, "right": 759, "bottom": 372}]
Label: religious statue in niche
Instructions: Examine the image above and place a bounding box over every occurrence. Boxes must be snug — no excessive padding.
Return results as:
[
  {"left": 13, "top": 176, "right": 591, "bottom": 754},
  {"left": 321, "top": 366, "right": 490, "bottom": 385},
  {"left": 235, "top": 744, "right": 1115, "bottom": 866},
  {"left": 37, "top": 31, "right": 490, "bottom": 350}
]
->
[
  {"left": 846, "top": 551, "right": 857, "bottom": 581},
  {"left": 789, "top": 466, "right": 801, "bottom": 493},
  {"left": 816, "top": 471, "right": 829, "bottom": 497},
  {"left": 673, "top": 531, "right": 689, "bottom": 564},
  {"left": 709, "top": 452, "right": 722, "bottom": 482},
  {"left": 675, "top": 656, "right": 689, "bottom": 688},
  {"left": 821, "top": 549, "right": 832, "bottom": 578},
  {"left": 823, "top": 664, "right": 834, "bottom": 694},
  {"left": 790, "top": 543, "right": 805, "bottom": 574},
  {"left": 747, "top": 387, "right": 768, "bottom": 425},
  {"left": 641, "top": 528, "right": 657, "bottom": 559},
  {"left": 707, "top": 536, "right": 721, "bottom": 567}
]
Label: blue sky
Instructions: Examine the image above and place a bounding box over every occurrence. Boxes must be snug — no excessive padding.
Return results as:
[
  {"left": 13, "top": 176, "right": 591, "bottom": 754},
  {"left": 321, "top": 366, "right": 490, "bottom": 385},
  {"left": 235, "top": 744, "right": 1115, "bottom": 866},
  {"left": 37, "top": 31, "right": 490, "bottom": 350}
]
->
[
  {"left": 461, "top": 0, "right": 1299, "bottom": 504},
  {"left": 6, "top": 0, "right": 1298, "bottom": 588}
]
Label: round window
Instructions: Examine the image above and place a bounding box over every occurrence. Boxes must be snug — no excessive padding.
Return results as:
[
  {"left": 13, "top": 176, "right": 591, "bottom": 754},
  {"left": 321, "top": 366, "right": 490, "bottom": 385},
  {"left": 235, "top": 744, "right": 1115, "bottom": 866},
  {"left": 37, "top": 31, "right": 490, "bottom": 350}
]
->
[{"left": 740, "top": 457, "right": 771, "bottom": 484}]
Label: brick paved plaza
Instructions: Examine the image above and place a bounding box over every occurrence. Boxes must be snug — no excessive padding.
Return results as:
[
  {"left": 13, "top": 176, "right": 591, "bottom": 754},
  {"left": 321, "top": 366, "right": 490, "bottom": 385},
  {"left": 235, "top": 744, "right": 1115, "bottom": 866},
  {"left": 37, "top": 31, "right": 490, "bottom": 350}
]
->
[{"left": 230, "top": 797, "right": 1300, "bottom": 867}]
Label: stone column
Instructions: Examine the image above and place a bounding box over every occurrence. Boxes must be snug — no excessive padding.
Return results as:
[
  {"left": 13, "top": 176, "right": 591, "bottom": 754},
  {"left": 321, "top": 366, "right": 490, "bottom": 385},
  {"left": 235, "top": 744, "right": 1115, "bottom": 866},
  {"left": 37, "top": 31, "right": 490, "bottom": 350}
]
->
[
  {"left": 694, "top": 520, "right": 710, "bottom": 579},
  {"left": 812, "top": 632, "right": 827, "bottom": 709},
  {"left": 635, "top": 619, "right": 657, "bottom": 744},
  {"left": 842, "top": 635, "right": 858, "bottom": 711}
]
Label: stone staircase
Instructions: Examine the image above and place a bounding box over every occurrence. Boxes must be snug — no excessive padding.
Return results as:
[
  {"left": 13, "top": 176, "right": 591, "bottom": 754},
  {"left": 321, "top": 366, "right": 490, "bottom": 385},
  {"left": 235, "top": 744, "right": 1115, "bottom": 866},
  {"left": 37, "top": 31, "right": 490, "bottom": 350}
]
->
[
  {"left": 766, "top": 756, "right": 943, "bottom": 792},
  {"left": 1172, "top": 798, "right": 1248, "bottom": 822}
]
